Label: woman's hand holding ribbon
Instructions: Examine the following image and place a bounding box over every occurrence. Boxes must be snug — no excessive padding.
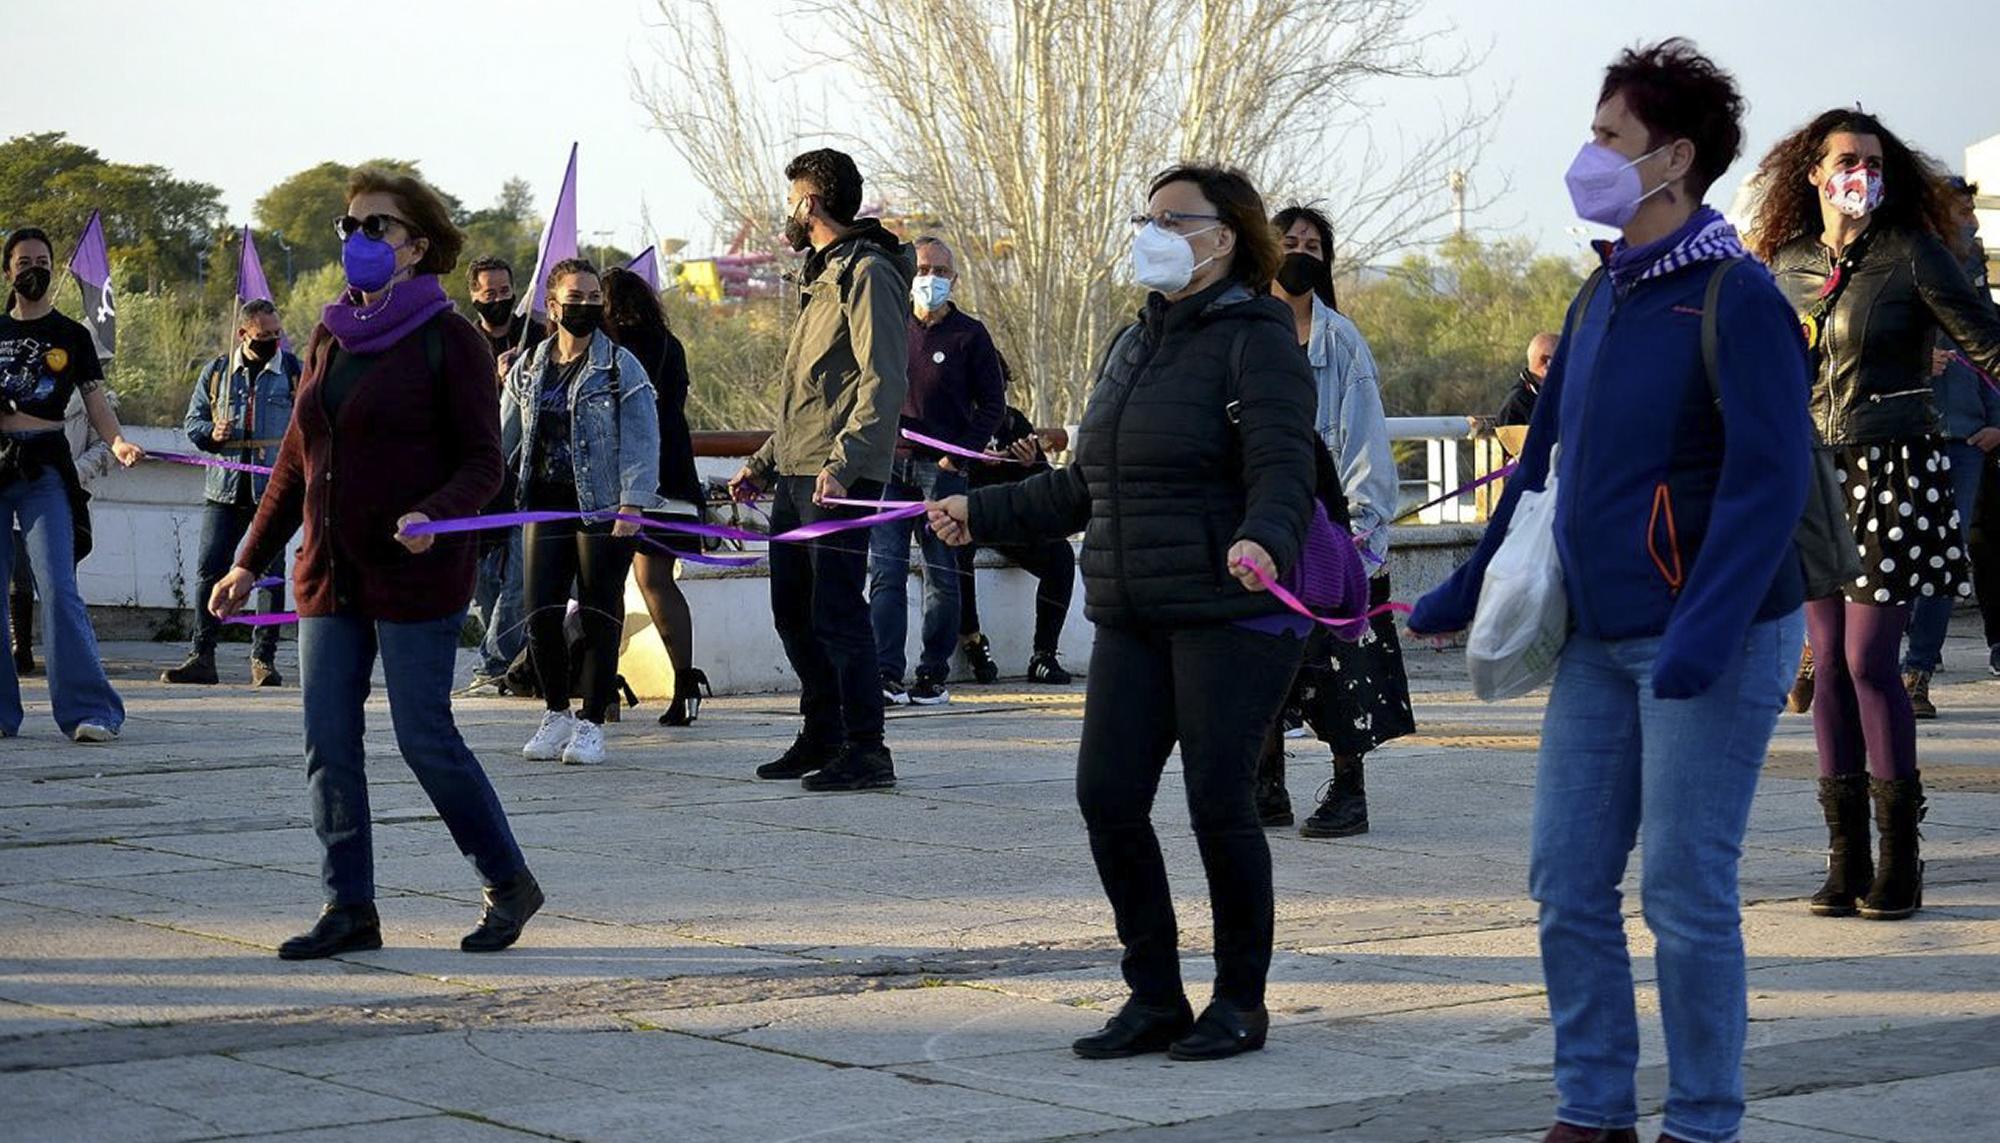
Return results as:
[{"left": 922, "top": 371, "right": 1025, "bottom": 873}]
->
[
  {"left": 1226, "top": 540, "right": 1275, "bottom": 593},
  {"left": 611, "top": 507, "right": 641, "bottom": 538},
  {"left": 395, "top": 512, "right": 435, "bottom": 554}
]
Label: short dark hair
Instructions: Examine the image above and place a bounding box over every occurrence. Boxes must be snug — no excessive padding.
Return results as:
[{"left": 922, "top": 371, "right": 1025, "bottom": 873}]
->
[
  {"left": 467, "top": 256, "right": 513, "bottom": 290},
  {"left": 1147, "top": 165, "right": 1282, "bottom": 290},
  {"left": 544, "top": 256, "right": 600, "bottom": 301},
  {"left": 785, "top": 149, "right": 864, "bottom": 226},
  {"left": 346, "top": 166, "right": 465, "bottom": 276},
  {"left": 237, "top": 298, "right": 278, "bottom": 326},
  {"left": 1598, "top": 38, "right": 1744, "bottom": 199}
]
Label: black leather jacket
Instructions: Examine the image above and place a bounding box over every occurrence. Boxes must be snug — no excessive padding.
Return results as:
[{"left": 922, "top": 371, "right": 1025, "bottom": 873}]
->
[{"left": 1771, "top": 224, "right": 2000, "bottom": 445}]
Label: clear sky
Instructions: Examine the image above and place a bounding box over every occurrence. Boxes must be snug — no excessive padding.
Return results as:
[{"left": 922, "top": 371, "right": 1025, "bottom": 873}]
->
[{"left": 11, "top": 0, "right": 1998, "bottom": 260}]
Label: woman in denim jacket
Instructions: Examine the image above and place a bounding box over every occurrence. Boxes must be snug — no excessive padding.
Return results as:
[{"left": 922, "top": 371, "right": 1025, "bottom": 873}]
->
[{"left": 502, "top": 258, "right": 660, "bottom": 765}]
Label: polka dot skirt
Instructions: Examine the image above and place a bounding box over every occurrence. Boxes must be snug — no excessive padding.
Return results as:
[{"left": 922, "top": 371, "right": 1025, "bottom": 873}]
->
[{"left": 1834, "top": 441, "right": 1973, "bottom": 607}]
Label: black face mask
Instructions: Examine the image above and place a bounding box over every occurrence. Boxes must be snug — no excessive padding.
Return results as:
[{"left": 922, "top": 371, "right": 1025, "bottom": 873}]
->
[
  {"left": 246, "top": 336, "right": 281, "bottom": 360},
  {"left": 1275, "top": 251, "right": 1325, "bottom": 299},
  {"left": 784, "top": 197, "right": 814, "bottom": 253},
  {"left": 11, "top": 266, "right": 51, "bottom": 303},
  {"left": 473, "top": 297, "right": 515, "bottom": 326},
  {"left": 556, "top": 303, "right": 603, "bottom": 337}
]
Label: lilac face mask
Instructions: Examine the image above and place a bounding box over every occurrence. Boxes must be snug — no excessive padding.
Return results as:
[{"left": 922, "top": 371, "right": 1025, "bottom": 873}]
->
[
  {"left": 1564, "top": 141, "right": 1669, "bottom": 229},
  {"left": 1822, "top": 167, "right": 1884, "bottom": 220},
  {"left": 341, "top": 232, "right": 401, "bottom": 293}
]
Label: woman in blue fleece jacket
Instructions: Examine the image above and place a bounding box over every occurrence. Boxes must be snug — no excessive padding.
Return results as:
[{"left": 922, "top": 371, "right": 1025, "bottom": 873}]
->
[{"left": 1409, "top": 42, "right": 1811, "bottom": 1143}]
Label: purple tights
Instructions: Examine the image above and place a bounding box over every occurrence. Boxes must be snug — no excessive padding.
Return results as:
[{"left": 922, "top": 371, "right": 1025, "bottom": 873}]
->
[{"left": 1805, "top": 598, "right": 1917, "bottom": 780}]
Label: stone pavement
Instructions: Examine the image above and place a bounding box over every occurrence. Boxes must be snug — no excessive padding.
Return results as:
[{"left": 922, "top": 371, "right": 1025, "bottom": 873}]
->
[{"left": 1, "top": 621, "right": 1995, "bottom": 1142}]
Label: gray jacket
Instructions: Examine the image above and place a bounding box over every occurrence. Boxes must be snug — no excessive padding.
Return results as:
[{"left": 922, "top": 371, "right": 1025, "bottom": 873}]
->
[{"left": 748, "top": 221, "right": 914, "bottom": 488}]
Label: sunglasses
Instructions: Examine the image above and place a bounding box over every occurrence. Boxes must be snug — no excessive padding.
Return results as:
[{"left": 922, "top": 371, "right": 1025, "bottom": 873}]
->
[{"left": 333, "top": 213, "right": 415, "bottom": 242}]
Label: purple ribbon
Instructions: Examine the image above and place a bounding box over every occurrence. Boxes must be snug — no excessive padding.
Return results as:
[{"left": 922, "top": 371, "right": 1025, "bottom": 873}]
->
[
  {"left": 1233, "top": 559, "right": 1412, "bottom": 638},
  {"left": 223, "top": 612, "right": 296, "bottom": 627},
  {"left": 150, "top": 451, "right": 275, "bottom": 477},
  {"left": 254, "top": 576, "right": 284, "bottom": 590},
  {"left": 901, "top": 427, "right": 1027, "bottom": 464},
  {"left": 402, "top": 502, "right": 929, "bottom": 547}
]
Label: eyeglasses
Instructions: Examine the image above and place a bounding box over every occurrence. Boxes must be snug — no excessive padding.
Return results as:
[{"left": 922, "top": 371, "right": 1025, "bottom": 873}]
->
[
  {"left": 1130, "top": 211, "right": 1222, "bottom": 232},
  {"left": 333, "top": 213, "right": 415, "bottom": 241}
]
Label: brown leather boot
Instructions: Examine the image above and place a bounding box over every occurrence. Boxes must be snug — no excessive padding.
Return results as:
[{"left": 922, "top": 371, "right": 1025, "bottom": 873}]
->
[{"left": 1785, "top": 643, "right": 1815, "bottom": 714}]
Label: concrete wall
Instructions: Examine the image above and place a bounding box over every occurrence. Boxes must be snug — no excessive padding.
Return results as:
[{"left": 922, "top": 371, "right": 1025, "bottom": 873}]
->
[{"left": 69, "top": 445, "right": 1484, "bottom": 695}]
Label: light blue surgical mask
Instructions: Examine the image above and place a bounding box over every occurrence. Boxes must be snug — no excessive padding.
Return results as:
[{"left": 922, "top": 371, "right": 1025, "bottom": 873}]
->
[{"left": 911, "top": 274, "right": 953, "bottom": 314}]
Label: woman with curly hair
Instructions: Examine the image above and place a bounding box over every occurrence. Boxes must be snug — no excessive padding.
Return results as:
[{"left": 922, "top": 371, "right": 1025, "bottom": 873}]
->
[{"left": 1749, "top": 110, "right": 2000, "bottom": 922}]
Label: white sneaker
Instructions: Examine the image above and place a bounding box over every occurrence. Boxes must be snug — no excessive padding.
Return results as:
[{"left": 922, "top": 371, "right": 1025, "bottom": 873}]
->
[
  {"left": 561, "top": 720, "right": 606, "bottom": 765},
  {"left": 72, "top": 721, "right": 119, "bottom": 744},
  {"left": 523, "top": 711, "right": 575, "bottom": 760}
]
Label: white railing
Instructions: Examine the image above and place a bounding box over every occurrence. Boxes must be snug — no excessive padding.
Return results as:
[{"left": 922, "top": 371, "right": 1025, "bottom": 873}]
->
[{"left": 1386, "top": 415, "right": 1507, "bottom": 525}]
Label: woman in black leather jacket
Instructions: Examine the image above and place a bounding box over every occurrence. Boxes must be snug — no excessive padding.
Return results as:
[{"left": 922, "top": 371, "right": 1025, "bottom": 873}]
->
[
  {"left": 1750, "top": 109, "right": 2000, "bottom": 922},
  {"left": 930, "top": 165, "right": 1319, "bottom": 1063}
]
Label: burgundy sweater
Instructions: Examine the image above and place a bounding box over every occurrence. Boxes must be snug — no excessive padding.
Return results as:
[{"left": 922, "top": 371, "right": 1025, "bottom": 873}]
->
[{"left": 237, "top": 313, "right": 504, "bottom": 621}]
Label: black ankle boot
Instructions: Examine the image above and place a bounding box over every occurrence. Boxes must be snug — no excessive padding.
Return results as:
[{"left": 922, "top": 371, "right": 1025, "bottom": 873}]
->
[
  {"left": 1301, "top": 756, "right": 1368, "bottom": 838},
  {"left": 1168, "top": 999, "right": 1269, "bottom": 1061},
  {"left": 1254, "top": 738, "right": 1292, "bottom": 827},
  {"left": 1860, "top": 776, "right": 1925, "bottom": 921},
  {"left": 1810, "top": 774, "right": 1872, "bottom": 917},
  {"left": 659, "top": 667, "right": 712, "bottom": 726},
  {"left": 462, "top": 872, "right": 544, "bottom": 952},
  {"left": 1071, "top": 997, "right": 1194, "bottom": 1060},
  {"left": 278, "top": 903, "right": 382, "bottom": 960}
]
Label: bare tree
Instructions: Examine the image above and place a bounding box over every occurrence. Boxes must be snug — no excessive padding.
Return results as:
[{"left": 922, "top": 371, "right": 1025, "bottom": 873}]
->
[{"left": 635, "top": 0, "right": 1491, "bottom": 424}]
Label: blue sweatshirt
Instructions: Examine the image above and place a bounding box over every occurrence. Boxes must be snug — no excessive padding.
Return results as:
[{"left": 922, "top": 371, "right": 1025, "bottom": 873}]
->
[{"left": 1410, "top": 254, "right": 1813, "bottom": 699}]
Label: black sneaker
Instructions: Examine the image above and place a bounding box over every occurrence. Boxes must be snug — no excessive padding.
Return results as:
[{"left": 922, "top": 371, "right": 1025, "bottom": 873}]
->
[
  {"left": 908, "top": 677, "right": 950, "bottom": 706},
  {"left": 1300, "top": 779, "right": 1369, "bottom": 838},
  {"left": 1027, "top": 652, "right": 1073, "bottom": 685},
  {"left": 756, "top": 735, "right": 843, "bottom": 780},
  {"left": 1990, "top": 644, "right": 2000, "bottom": 679},
  {"left": 962, "top": 634, "right": 1000, "bottom": 684},
  {"left": 802, "top": 743, "right": 897, "bottom": 792},
  {"left": 1279, "top": 704, "right": 1308, "bottom": 739},
  {"left": 880, "top": 672, "right": 910, "bottom": 706}
]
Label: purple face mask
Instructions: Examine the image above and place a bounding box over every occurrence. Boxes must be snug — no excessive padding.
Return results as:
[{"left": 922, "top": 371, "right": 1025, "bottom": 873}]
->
[
  {"left": 341, "top": 232, "right": 401, "bottom": 293},
  {"left": 1564, "top": 141, "right": 1669, "bottom": 229}
]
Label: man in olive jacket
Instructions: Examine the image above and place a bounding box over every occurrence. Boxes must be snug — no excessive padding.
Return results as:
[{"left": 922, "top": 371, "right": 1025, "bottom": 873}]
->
[{"left": 731, "top": 148, "right": 914, "bottom": 791}]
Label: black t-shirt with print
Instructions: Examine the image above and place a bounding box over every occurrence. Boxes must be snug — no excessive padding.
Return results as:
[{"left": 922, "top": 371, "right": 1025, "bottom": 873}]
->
[{"left": 0, "top": 310, "right": 103, "bottom": 421}]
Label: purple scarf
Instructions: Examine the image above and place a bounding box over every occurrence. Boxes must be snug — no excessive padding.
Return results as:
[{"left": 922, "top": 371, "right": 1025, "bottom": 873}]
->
[{"left": 320, "top": 274, "right": 453, "bottom": 355}]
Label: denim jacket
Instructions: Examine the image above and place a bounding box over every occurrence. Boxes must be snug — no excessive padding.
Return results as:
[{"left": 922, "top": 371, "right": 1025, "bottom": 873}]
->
[
  {"left": 1306, "top": 298, "right": 1399, "bottom": 567},
  {"left": 1933, "top": 239, "right": 2000, "bottom": 441},
  {"left": 183, "top": 347, "right": 300, "bottom": 503},
  {"left": 500, "top": 330, "right": 662, "bottom": 513}
]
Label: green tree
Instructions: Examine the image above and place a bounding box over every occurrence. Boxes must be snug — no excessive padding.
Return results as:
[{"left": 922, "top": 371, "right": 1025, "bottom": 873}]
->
[
  {"left": 1342, "top": 235, "right": 1584, "bottom": 419},
  {"left": 0, "top": 132, "right": 224, "bottom": 291}
]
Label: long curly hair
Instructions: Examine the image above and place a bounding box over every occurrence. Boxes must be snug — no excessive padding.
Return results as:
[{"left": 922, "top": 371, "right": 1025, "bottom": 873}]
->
[{"left": 1746, "top": 108, "right": 1958, "bottom": 261}]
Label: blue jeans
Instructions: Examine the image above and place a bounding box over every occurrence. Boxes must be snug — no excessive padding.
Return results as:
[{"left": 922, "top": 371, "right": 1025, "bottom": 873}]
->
[
  {"left": 868, "top": 456, "right": 966, "bottom": 682},
  {"left": 192, "top": 499, "right": 282, "bottom": 661},
  {"left": 1903, "top": 442, "right": 1989, "bottom": 672},
  {"left": 474, "top": 531, "right": 526, "bottom": 677},
  {"left": 1530, "top": 612, "right": 1803, "bottom": 1143},
  {"left": 0, "top": 466, "right": 123, "bottom": 737},
  {"left": 300, "top": 611, "right": 527, "bottom": 905}
]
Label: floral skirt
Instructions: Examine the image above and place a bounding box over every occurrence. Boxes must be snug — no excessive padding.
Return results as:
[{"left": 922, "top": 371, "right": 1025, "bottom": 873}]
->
[{"left": 1834, "top": 441, "right": 1972, "bottom": 607}]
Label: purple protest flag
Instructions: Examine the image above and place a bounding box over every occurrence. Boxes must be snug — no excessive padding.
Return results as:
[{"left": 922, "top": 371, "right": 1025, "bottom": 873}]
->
[
  {"left": 66, "top": 210, "right": 116, "bottom": 360},
  {"left": 237, "top": 226, "right": 275, "bottom": 304},
  {"left": 626, "top": 246, "right": 660, "bottom": 291},
  {"left": 519, "top": 143, "right": 579, "bottom": 321}
]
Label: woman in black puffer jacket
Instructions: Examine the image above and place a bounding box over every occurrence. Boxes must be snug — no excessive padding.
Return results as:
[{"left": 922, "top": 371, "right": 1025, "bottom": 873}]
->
[{"left": 930, "top": 165, "right": 1318, "bottom": 1062}]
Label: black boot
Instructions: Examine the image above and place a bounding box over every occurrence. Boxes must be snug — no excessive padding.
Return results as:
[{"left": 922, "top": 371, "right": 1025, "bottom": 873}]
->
[
  {"left": 1071, "top": 996, "right": 1194, "bottom": 1060},
  {"left": 1254, "top": 735, "right": 1293, "bottom": 827},
  {"left": 1168, "top": 999, "right": 1269, "bottom": 1061},
  {"left": 1859, "top": 776, "right": 1925, "bottom": 921},
  {"left": 1301, "top": 755, "right": 1369, "bottom": 839},
  {"left": 161, "top": 649, "right": 219, "bottom": 685},
  {"left": 1809, "top": 774, "right": 1872, "bottom": 917},
  {"left": 961, "top": 634, "right": 1000, "bottom": 684},
  {"left": 659, "top": 667, "right": 712, "bottom": 726},
  {"left": 10, "top": 589, "right": 34, "bottom": 676},
  {"left": 278, "top": 903, "right": 383, "bottom": 960},
  {"left": 756, "top": 735, "right": 843, "bottom": 780},
  {"left": 462, "top": 872, "right": 544, "bottom": 952},
  {"left": 801, "top": 742, "right": 896, "bottom": 792}
]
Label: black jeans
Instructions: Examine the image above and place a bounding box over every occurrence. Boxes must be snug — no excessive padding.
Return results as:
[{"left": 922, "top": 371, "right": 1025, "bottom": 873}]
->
[
  {"left": 769, "top": 475, "right": 884, "bottom": 748},
  {"left": 1970, "top": 455, "right": 2000, "bottom": 650},
  {"left": 957, "top": 538, "right": 1077, "bottom": 655},
  {"left": 522, "top": 517, "right": 633, "bottom": 723},
  {"left": 1078, "top": 621, "right": 1305, "bottom": 1008},
  {"left": 193, "top": 499, "right": 283, "bottom": 660}
]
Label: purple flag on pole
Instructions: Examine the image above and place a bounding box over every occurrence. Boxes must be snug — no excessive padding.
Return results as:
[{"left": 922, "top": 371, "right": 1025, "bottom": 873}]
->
[
  {"left": 519, "top": 143, "right": 579, "bottom": 319},
  {"left": 626, "top": 246, "right": 660, "bottom": 291},
  {"left": 67, "top": 210, "right": 116, "bottom": 360},
  {"left": 237, "top": 226, "right": 275, "bottom": 304}
]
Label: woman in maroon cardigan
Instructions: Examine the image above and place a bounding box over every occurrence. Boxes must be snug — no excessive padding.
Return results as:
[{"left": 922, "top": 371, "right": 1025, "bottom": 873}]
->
[{"left": 212, "top": 168, "right": 540, "bottom": 961}]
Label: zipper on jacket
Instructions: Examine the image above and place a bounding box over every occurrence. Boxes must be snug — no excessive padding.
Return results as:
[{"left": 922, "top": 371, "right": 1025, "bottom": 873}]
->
[
  {"left": 1104, "top": 325, "right": 1162, "bottom": 622},
  {"left": 1646, "top": 482, "right": 1685, "bottom": 595},
  {"left": 1867, "top": 388, "right": 1931, "bottom": 403}
]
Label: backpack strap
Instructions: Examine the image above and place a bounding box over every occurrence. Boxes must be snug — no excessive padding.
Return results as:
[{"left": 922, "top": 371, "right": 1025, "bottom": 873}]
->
[
  {"left": 1563, "top": 266, "right": 1607, "bottom": 355},
  {"left": 1698, "top": 259, "right": 1743, "bottom": 410}
]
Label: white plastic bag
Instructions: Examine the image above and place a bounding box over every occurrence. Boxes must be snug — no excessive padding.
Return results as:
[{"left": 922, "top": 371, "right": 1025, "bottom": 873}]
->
[{"left": 1467, "top": 452, "right": 1568, "bottom": 701}]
